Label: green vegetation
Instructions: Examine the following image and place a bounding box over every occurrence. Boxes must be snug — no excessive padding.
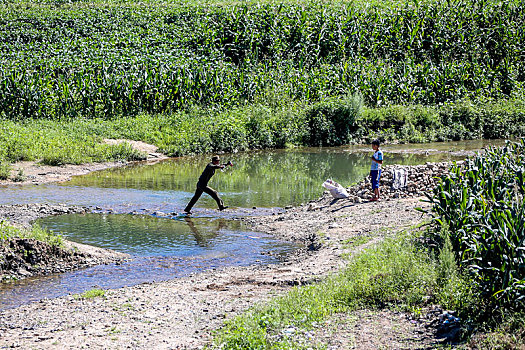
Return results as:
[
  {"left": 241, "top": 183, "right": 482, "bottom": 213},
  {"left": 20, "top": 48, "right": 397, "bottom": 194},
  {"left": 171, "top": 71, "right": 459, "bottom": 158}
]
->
[
  {"left": 73, "top": 288, "right": 106, "bottom": 299},
  {"left": 212, "top": 225, "right": 523, "bottom": 349},
  {"left": 0, "top": 159, "right": 11, "bottom": 180},
  {"left": 0, "top": 0, "right": 523, "bottom": 165},
  {"left": 341, "top": 235, "right": 373, "bottom": 249},
  {"left": 1, "top": 97, "right": 523, "bottom": 167},
  {"left": 425, "top": 139, "right": 525, "bottom": 313},
  {"left": 212, "top": 142, "right": 525, "bottom": 348},
  {"left": 213, "top": 230, "right": 439, "bottom": 349},
  {"left": 0, "top": 0, "right": 523, "bottom": 120},
  {"left": 0, "top": 220, "right": 63, "bottom": 247},
  {"left": 0, "top": 119, "right": 147, "bottom": 166}
]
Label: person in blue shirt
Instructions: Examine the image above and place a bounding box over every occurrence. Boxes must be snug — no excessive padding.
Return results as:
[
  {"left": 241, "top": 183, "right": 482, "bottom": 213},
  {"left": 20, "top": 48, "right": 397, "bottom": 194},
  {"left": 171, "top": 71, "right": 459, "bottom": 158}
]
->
[{"left": 370, "top": 139, "right": 383, "bottom": 201}]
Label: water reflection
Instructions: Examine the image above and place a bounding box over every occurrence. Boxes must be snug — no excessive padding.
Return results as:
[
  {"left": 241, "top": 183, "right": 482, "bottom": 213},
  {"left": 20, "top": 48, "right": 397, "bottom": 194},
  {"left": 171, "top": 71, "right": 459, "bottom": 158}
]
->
[
  {"left": 0, "top": 141, "right": 504, "bottom": 210},
  {"left": 0, "top": 213, "right": 299, "bottom": 310},
  {"left": 184, "top": 217, "right": 221, "bottom": 248},
  {"left": 37, "top": 214, "right": 294, "bottom": 258},
  {"left": 63, "top": 146, "right": 466, "bottom": 209}
]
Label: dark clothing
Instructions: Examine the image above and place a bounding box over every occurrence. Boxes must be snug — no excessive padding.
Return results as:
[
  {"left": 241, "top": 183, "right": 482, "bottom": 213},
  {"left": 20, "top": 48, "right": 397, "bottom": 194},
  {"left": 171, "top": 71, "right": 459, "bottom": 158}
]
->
[
  {"left": 185, "top": 162, "right": 224, "bottom": 212},
  {"left": 185, "top": 183, "right": 224, "bottom": 212},
  {"left": 198, "top": 163, "right": 222, "bottom": 187}
]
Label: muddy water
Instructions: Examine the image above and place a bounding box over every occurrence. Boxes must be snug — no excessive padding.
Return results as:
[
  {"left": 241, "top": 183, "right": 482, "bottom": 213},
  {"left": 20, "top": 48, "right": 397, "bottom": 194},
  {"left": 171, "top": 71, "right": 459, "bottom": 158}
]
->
[{"left": 0, "top": 140, "right": 506, "bottom": 309}]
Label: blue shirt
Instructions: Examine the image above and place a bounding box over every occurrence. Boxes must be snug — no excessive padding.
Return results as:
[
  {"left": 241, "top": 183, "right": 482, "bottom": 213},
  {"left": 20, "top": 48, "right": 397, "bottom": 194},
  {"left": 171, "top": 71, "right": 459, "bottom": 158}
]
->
[{"left": 371, "top": 150, "right": 383, "bottom": 171}]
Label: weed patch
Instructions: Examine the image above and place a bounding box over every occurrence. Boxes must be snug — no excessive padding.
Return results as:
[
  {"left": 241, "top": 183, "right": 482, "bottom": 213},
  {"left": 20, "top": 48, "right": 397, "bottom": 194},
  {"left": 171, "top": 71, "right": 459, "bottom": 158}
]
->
[{"left": 74, "top": 288, "right": 105, "bottom": 300}]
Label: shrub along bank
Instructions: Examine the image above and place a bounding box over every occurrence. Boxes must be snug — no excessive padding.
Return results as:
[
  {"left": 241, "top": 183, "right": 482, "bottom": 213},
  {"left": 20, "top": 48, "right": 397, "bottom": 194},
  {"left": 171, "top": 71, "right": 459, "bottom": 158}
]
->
[{"left": 1, "top": 96, "right": 524, "bottom": 174}]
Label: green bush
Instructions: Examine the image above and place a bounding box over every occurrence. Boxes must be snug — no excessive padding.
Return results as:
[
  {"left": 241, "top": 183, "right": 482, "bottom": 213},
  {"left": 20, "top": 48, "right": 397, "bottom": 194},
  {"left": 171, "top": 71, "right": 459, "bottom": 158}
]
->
[
  {"left": 304, "top": 92, "right": 363, "bottom": 146},
  {"left": 357, "top": 98, "right": 525, "bottom": 143}
]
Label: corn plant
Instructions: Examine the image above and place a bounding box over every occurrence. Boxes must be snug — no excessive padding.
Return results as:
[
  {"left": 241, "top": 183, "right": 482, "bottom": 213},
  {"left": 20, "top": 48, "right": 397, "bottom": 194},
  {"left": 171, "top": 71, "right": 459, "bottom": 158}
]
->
[
  {"left": 425, "top": 140, "right": 525, "bottom": 311},
  {"left": 0, "top": 0, "right": 523, "bottom": 120}
]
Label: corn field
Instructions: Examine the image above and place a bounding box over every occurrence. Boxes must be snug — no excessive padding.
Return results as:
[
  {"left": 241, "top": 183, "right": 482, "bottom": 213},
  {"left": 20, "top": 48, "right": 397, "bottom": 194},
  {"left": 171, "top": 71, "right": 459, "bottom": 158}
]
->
[
  {"left": 427, "top": 140, "right": 525, "bottom": 311},
  {"left": 0, "top": 0, "right": 524, "bottom": 119},
  {"left": 0, "top": 0, "right": 525, "bottom": 118}
]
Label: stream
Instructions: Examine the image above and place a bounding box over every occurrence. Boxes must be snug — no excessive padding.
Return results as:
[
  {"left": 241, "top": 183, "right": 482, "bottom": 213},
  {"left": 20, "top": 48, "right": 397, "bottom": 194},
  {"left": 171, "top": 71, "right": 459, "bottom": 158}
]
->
[{"left": 0, "top": 140, "right": 506, "bottom": 309}]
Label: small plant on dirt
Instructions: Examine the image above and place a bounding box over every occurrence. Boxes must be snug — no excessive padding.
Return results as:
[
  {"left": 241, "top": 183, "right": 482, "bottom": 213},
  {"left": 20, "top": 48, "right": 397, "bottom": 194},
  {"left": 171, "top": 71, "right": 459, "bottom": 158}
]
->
[
  {"left": 0, "top": 160, "right": 11, "bottom": 180},
  {"left": 26, "top": 225, "right": 63, "bottom": 248},
  {"left": 12, "top": 168, "right": 26, "bottom": 182},
  {"left": 0, "top": 220, "right": 21, "bottom": 241},
  {"left": 342, "top": 235, "right": 373, "bottom": 249},
  {"left": 74, "top": 288, "right": 105, "bottom": 300}
]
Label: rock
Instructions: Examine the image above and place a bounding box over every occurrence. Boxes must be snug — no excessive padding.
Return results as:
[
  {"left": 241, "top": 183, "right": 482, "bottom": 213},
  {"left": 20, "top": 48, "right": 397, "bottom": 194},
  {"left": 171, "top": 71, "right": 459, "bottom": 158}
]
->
[{"left": 17, "top": 268, "right": 32, "bottom": 277}]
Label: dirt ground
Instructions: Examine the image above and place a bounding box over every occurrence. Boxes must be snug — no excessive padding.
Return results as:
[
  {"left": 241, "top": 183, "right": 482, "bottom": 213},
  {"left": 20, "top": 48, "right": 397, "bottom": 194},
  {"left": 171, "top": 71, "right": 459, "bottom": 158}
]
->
[
  {"left": 0, "top": 140, "right": 457, "bottom": 349},
  {"left": 0, "top": 194, "right": 448, "bottom": 349}
]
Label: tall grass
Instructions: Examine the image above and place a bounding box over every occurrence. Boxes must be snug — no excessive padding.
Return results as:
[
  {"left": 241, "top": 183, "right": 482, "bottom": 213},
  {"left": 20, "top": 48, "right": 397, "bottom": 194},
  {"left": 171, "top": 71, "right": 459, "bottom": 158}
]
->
[{"left": 0, "top": 119, "right": 147, "bottom": 164}]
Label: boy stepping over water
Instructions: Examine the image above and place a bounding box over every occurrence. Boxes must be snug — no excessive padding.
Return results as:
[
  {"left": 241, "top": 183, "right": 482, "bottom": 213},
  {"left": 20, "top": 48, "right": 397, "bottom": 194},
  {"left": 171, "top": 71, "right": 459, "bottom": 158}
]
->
[
  {"left": 370, "top": 139, "right": 383, "bottom": 201},
  {"left": 184, "top": 155, "right": 232, "bottom": 214}
]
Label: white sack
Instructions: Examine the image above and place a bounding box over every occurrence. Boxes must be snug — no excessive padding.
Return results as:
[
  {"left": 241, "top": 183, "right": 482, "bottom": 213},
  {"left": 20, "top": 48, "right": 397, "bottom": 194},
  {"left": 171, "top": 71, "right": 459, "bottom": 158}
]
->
[{"left": 322, "top": 179, "right": 349, "bottom": 199}]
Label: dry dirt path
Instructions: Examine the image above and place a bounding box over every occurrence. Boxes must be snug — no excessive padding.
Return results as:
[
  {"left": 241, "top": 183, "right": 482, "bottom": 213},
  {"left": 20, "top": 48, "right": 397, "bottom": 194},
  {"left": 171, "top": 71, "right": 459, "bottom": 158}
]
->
[{"left": 0, "top": 195, "right": 439, "bottom": 349}]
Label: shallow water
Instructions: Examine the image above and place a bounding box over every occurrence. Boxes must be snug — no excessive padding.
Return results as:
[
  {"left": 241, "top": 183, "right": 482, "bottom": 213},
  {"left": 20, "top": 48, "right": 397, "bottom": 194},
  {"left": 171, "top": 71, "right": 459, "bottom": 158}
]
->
[
  {"left": 0, "top": 140, "right": 507, "bottom": 309},
  {"left": 37, "top": 214, "right": 292, "bottom": 258},
  {"left": 0, "top": 140, "right": 504, "bottom": 212},
  {"left": 0, "top": 215, "right": 295, "bottom": 309}
]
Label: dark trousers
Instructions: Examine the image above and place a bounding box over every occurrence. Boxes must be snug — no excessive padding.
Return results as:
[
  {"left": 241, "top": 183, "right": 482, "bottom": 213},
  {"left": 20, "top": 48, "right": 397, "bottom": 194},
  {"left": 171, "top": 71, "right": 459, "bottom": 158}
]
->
[{"left": 185, "top": 183, "right": 224, "bottom": 212}]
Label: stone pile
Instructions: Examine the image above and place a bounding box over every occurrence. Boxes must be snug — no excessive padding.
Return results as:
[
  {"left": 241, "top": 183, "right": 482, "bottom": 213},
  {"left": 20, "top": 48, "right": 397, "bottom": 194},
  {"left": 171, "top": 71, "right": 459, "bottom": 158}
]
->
[{"left": 342, "top": 162, "right": 453, "bottom": 202}]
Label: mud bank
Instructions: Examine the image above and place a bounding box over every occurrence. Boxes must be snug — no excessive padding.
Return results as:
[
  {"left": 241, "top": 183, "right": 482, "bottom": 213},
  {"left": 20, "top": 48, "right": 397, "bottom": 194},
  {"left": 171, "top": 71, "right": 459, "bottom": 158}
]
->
[{"left": 0, "top": 203, "right": 129, "bottom": 282}]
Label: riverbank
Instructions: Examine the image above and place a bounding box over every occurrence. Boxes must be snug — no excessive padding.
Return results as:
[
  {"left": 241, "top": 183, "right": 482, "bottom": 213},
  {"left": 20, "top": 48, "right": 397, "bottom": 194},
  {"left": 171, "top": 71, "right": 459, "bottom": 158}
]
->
[
  {"left": 0, "top": 194, "right": 436, "bottom": 349},
  {"left": 0, "top": 159, "right": 459, "bottom": 348},
  {"left": 0, "top": 204, "right": 130, "bottom": 282},
  {"left": 0, "top": 140, "right": 167, "bottom": 282},
  {"left": 0, "top": 139, "right": 168, "bottom": 186}
]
